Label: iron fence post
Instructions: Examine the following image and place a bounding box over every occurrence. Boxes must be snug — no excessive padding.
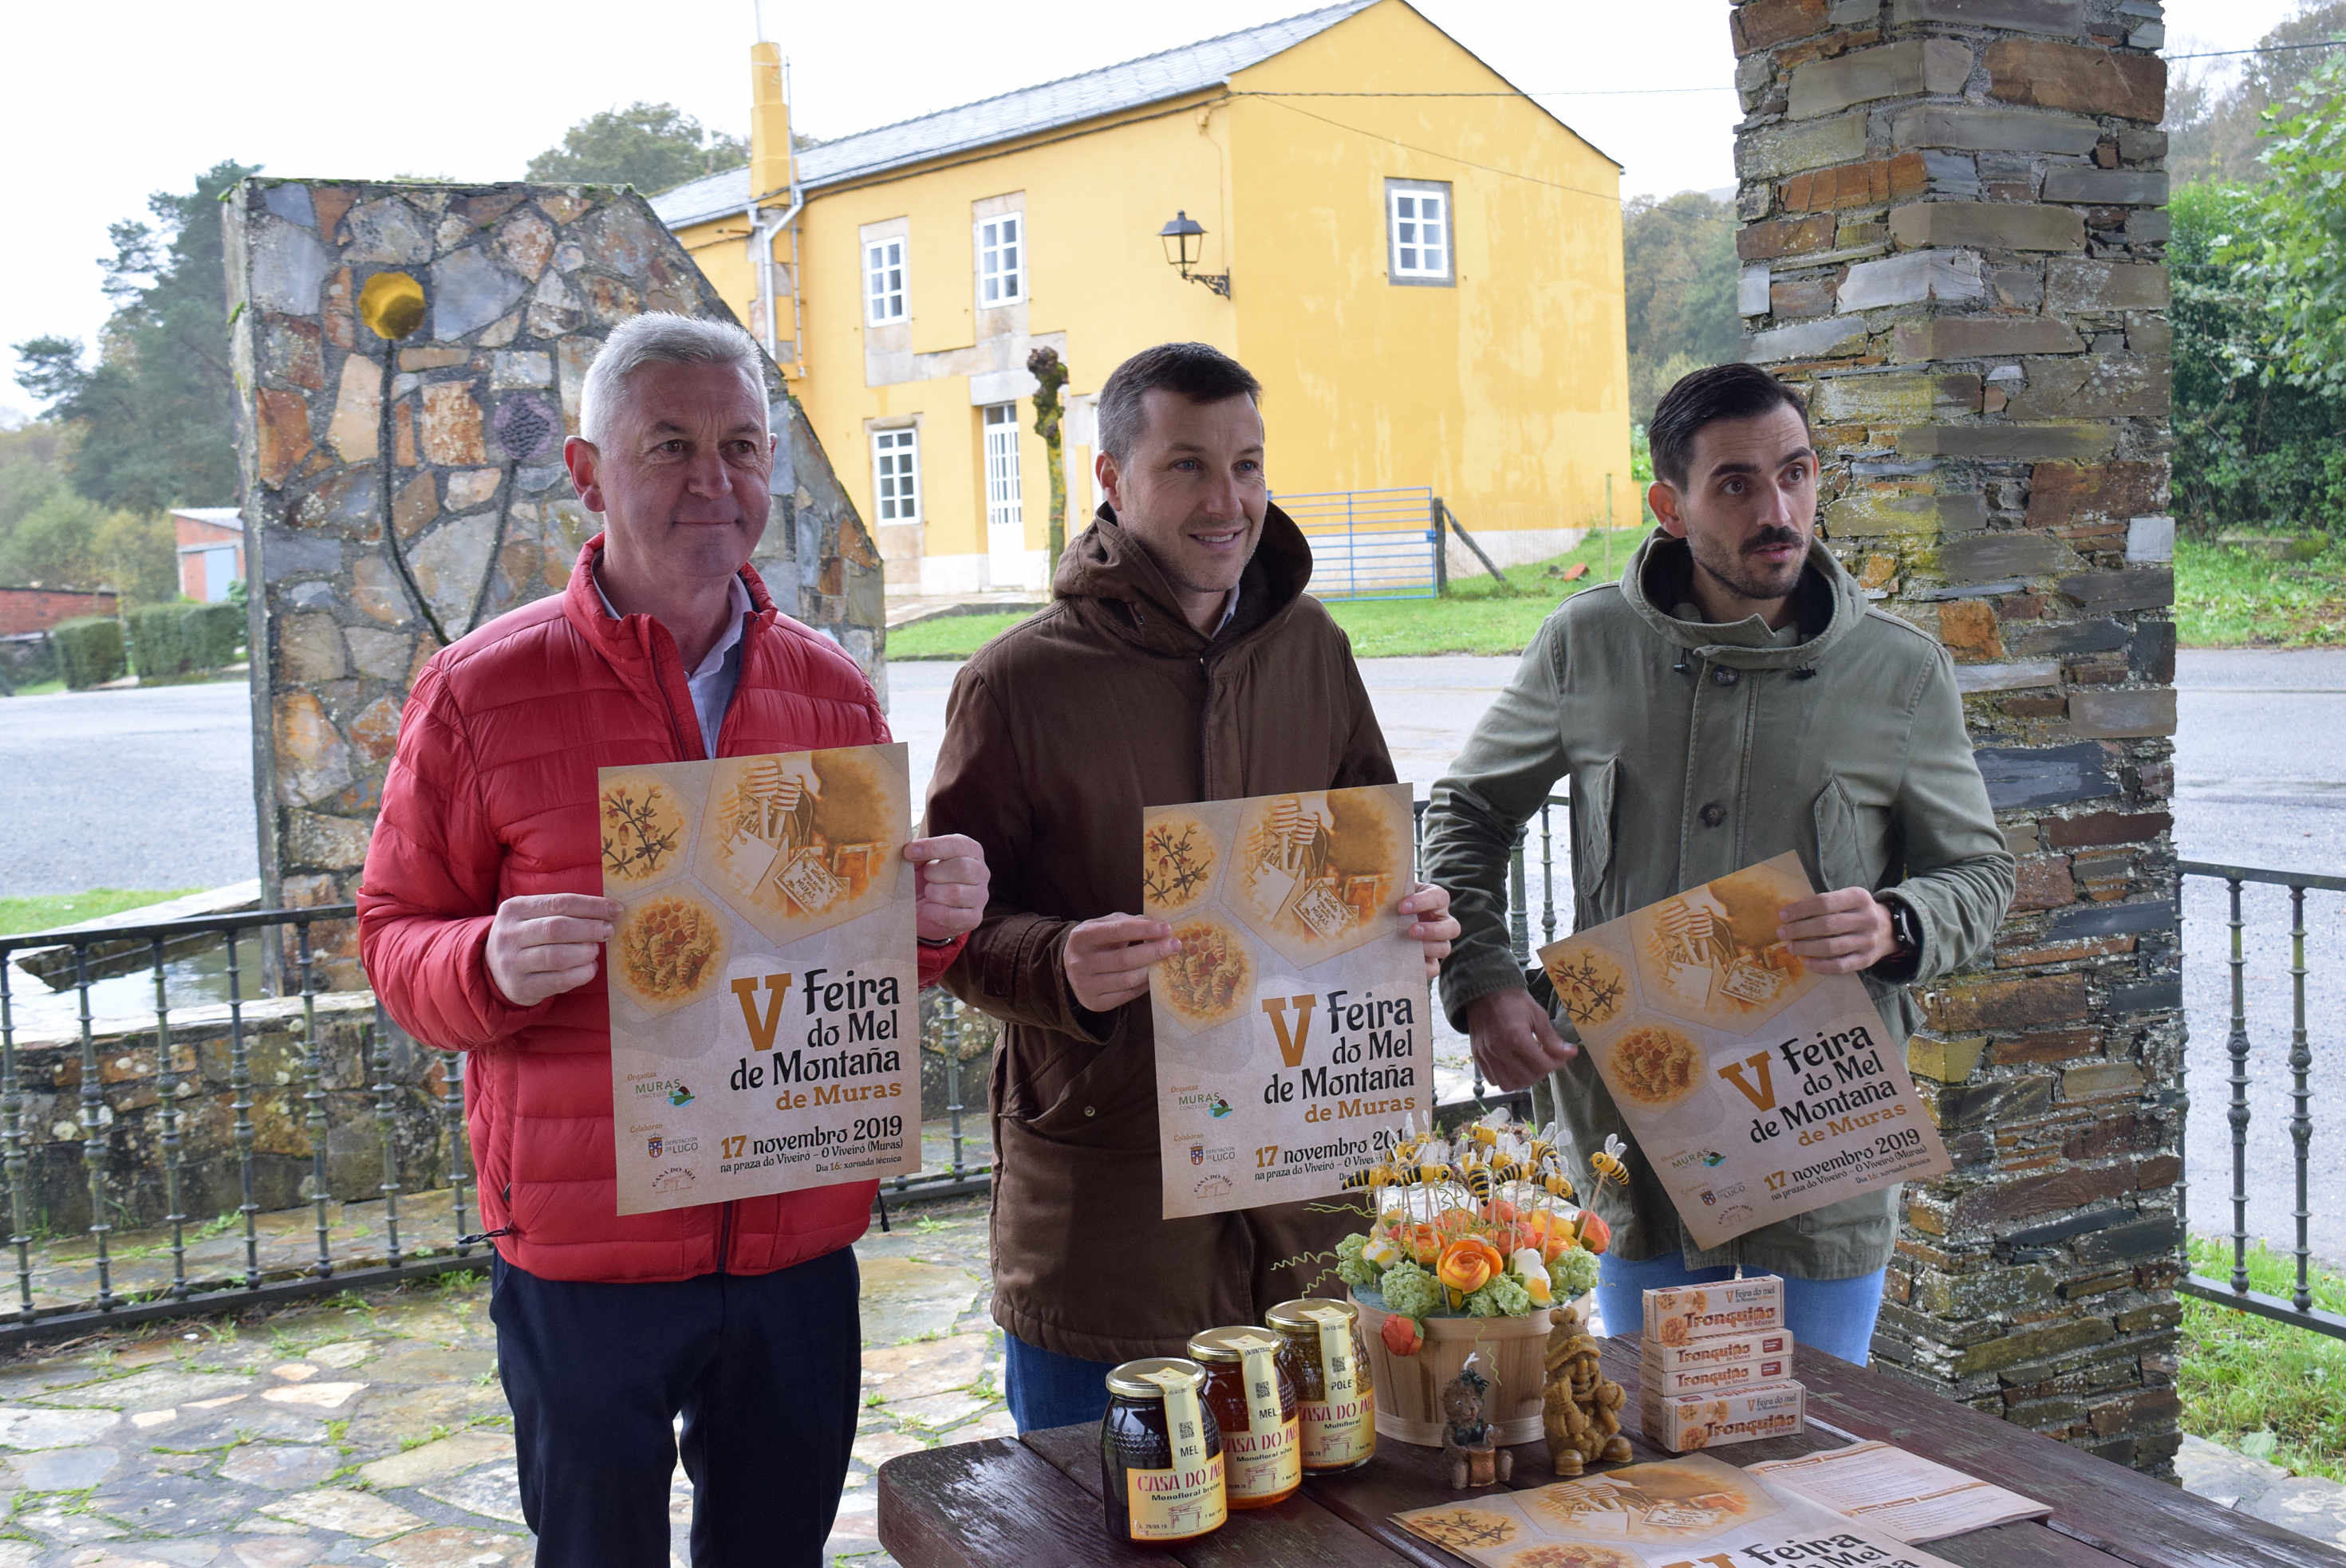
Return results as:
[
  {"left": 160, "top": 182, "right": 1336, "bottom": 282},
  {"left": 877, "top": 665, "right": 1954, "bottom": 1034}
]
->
[
  {"left": 372, "top": 1024, "right": 403, "bottom": 1269},
  {"left": 73, "top": 943, "right": 114, "bottom": 1311},
  {"left": 2225, "top": 877, "right": 2251, "bottom": 1295},
  {"left": 945, "top": 995, "right": 966, "bottom": 1182},
  {"left": 226, "top": 930, "right": 262, "bottom": 1290},
  {"left": 2289, "top": 884, "right": 2311, "bottom": 1316},
  {"left": 299, "top": 920, "right": 332, "bottom": 1278},
  {"left": 444, "top": 1048, "right": 473, "bottom": 1256},
  {"left": 0, "top": 952, "right": 30, "bottom": 1318},
  {"left": 153, "top": 936, "right": 189, "bottom": 1300}
]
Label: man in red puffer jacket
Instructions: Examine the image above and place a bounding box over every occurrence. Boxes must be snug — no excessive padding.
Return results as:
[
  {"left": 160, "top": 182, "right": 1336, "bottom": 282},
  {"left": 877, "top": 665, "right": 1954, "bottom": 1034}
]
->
[{"left": 360, "top": 313, "right": 988, "bottom": 1568}]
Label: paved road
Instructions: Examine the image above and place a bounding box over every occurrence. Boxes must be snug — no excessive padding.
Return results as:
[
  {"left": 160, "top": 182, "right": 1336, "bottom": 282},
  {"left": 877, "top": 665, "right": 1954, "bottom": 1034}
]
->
[
  {"left": 0, "top": 680, "right": 257, "bottom": 897},
  {"left": 2171, "top": 652, "right": 2346, "bottom": 1271},
  {"left": 7, "top": 654, "right": 2340, "bottom": 1261}
]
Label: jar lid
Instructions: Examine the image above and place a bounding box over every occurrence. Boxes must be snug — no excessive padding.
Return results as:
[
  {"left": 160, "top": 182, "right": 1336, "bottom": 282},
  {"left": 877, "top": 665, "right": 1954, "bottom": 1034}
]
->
[
  {"left": 1187, "top": 1326, "right": 1287, "bottom": 1364},
  {"left": 1264, "top": 1297, "right": 1358, "bottom": 1333},
  {"left": 1105, "top": 1356, "right": 1208, "bottom": 1400}
]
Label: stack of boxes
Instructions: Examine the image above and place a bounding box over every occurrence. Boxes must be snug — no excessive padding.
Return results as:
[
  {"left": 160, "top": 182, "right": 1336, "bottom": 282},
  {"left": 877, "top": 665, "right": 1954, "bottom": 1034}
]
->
[{"left": 1640, "top": 1275, "right": 1807, "bottom": 1452}]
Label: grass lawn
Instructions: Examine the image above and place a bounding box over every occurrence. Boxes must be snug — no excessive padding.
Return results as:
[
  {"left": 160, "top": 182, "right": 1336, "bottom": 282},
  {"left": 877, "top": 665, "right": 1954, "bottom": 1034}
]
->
[
  {"left": 2, "top": 678, "right": 63, "bottom": 697},
  {"left": 2181, "top": 1234, "right": 2346, "bottom": 1482},
  {"left": 888, "top": 529, "right": 1641, "bottom": 661},
  {"left": 0, "top": 888, "right": 203, "bottom": 938},
  {"left": 2175, "top": 534, "right": 2346, "bottom": 648}
]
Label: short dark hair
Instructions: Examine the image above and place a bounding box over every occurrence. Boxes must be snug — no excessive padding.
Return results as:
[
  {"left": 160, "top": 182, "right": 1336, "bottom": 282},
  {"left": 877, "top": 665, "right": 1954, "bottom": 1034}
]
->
[
  {"left": 1096, "top": 341, "right": 1263, "bottom": 463},
  {"left": 1648, "top": 363, "right": 1809, "bottom": 487}
]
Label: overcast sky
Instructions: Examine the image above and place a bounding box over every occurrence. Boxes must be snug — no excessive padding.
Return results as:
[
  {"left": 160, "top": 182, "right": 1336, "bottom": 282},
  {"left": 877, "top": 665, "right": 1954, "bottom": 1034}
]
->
[{"left": 0, "top": 0, "right": 2304, "bottom": 424}]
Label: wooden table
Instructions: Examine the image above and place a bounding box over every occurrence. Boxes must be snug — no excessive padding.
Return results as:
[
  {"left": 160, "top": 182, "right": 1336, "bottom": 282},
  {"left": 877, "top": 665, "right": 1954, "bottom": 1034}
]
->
[{"left": 878, "top": 1334, "right": 2346, "bottom": 1568}]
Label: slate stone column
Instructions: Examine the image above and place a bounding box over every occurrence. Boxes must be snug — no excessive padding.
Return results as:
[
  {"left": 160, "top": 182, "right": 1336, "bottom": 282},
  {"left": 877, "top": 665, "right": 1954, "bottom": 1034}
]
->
[{"left": 1730, "top": 0, "right": 2181, "bottom": 1471}]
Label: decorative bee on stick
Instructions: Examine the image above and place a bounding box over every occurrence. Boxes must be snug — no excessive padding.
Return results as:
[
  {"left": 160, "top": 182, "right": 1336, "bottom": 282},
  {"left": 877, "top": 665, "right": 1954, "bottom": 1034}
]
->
[
  {"left": 1459, "top": 1154, "right": 1495, "bottom": 1206},
  {"left": 1341, "top": 1160, "right": 1397, "bottom": 1195},
  {"left": 1588, "top": 1133, "right": 1630, "bottom": 1188}
]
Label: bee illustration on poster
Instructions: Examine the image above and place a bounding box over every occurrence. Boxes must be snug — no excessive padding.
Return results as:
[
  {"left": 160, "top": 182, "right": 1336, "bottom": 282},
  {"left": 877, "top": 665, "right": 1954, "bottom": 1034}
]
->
[
  {"left": 601, "top": 743, "right": 920, "bottom": 1216},
  {"left": 1145, "top": 783, "right": 1429, "bottom": 1220}
]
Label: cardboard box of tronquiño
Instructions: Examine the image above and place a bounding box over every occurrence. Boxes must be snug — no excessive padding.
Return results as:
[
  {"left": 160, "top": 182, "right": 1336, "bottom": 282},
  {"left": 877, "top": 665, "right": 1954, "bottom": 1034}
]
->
[
  {"left": 1642, "top": 1274, "right": 1786, "bottom": 1347},
  {"left": 1639, "top": 1351, "right": 1795, "bottom": 1409},
  {"left": 1645, "top": 1380, "right": 1807, "bottom": 1452},
  {"left": 1639, "top": 1329, "right": 1792, "bottom": 1376}
]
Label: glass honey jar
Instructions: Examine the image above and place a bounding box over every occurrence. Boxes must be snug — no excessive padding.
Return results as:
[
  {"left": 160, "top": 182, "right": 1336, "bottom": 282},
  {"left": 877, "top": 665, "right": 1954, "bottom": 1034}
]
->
[
  {"left": 1187, "top": 1326, "right": 1301, "bottom": 1509},
  {"left": 1265, "top": 1297, "right": 1375, "bottom": 1475},
  {"left": 1099, "top": 1357, "right": 1227, "bottom": 1547}
]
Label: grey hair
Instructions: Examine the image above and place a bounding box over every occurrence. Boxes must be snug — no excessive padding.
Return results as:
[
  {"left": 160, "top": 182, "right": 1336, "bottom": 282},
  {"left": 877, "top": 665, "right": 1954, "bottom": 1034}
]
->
[{"left": 578, "top": 313, "right": 769, "bottom": 448}]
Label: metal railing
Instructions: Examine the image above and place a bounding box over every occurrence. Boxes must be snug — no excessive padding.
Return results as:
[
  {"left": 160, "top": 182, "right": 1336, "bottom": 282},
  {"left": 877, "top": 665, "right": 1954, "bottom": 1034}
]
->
[
  {"left": 0, "top": 904, "right": 481, "bottom": 1347},
  {"left": 0, "top": 793, "right": 1578, "bottom": 1338},
  {"left": 2177, "top": 860, "right": 2346, "bottom": 1341},
  {"left": 1275, "top": 487, "right": 1443, "bottom": 601}
]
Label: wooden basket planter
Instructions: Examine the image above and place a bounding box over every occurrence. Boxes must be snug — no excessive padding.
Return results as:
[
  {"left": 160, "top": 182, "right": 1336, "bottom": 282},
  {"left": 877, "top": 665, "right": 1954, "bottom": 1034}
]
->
[{"left": 1351, "top": 1289, "right": 1589, "bottom": 1447}]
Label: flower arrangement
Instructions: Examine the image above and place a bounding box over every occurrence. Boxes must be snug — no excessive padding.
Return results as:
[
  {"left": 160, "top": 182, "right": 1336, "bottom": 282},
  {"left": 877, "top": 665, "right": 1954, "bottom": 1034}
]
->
[{"left": 1333, "top": 1112, "right": 1611, "bottom": 1357}]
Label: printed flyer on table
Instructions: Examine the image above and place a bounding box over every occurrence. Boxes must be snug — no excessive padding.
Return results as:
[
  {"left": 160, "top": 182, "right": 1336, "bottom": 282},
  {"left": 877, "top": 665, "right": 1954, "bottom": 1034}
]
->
[
  {"left": 1144, "top": 782, "right": 1428, "bottom": 1219},
  {"left": 599, "top": 742, "right": 919, "bottom": 1215},
  {"left": 1395, "top": 1453, "right": 1964, "bottom": 1568},
  {"left": 1536, "top": 853, "right": 1950, "bottom": 1250}
]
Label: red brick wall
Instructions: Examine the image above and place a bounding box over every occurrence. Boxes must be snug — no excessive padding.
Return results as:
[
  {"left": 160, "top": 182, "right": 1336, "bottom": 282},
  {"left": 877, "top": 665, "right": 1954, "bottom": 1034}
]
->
[{"left": 0, "top": 587, "right": 117, "bottom": 636}]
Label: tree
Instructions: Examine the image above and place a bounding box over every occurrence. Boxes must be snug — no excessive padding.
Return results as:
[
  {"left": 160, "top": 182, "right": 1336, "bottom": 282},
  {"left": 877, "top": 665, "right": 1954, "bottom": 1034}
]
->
[
  {"left": 12, "top": 160, "right": 251, "bottom": 517},
  {"left": 2171, "top": 183, "right": 2346, "bottom": 536},
  {"left": 2167, "top": 2, "right": 2346, "bottom": 184},
  {"left": 1621, "top": 192, "right": 1741, "bottom": 422},
  {"left": 526, "top": 102, "right": 747, "bottom": 193},
  {"left": 2249, "top": 52, "right": 2346, "bottom": 396}
]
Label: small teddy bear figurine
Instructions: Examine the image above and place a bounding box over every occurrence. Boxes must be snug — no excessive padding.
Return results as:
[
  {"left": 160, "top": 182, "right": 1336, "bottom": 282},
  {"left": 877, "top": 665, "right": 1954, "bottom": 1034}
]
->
[
  {"left": 1440, "top": 1351, "right": 1514, "bottom": 1490},
  {"left": 1541, "top": 1300, "right": 1632, "bottom": 1477}
]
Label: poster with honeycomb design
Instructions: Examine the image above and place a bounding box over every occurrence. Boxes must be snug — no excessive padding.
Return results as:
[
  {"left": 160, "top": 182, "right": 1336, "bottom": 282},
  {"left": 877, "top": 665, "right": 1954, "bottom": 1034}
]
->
[
  {"left": 1145, "top": 783, "right": 1428, "bottom": 1219},
  {"left": 1535, "top": 853, "right": 1948, "bottom": 1250},
  {"left": 601, "top": 743, "right": 918, "bottom": 1215}
]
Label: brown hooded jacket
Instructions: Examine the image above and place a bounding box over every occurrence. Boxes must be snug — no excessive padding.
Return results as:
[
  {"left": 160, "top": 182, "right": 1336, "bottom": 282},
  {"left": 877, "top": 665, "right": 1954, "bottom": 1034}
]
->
[{"left": 925, "top": 502, "right": 1396, "bottom": 1361}]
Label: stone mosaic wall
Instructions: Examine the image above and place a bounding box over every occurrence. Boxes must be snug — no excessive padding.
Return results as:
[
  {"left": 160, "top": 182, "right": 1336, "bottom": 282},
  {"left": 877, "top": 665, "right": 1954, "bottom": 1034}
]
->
[
  {"left": 1731, "top": 0, "right": 2181, "bottom": 1471},
  {"left": 222, "top": 179, "right": 885, "bottom": 971}
]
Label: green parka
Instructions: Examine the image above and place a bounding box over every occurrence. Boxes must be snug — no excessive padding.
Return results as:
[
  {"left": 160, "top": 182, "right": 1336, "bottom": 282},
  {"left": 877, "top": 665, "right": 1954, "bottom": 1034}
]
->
[{"left": 1421, "top": 530, "right": 2013, "bottom": 1279}]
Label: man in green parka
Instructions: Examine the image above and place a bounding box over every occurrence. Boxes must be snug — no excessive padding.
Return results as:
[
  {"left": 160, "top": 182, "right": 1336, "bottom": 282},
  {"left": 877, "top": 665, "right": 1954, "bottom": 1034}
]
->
[{"left": 1420, "top": 363, "right": 2013, "bottom": 1362}]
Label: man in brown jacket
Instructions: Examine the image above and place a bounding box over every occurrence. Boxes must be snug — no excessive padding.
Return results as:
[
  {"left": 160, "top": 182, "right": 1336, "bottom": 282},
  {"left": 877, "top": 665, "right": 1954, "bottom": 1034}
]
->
[{"left": 926, "top": 341, "right": 1459, "bottom": 1432}]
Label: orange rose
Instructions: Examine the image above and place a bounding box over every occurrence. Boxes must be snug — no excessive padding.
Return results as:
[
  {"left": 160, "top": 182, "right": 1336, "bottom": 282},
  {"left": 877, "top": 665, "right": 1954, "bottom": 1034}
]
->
[
  {"left": 1437, "top": 1236, "right": 1504, "bottom": 1297},
  {"left": 1574, "top": 1210, "right": 1612, "bottom": 1255},
  {"left": 1487, "top": 1196, "right": 1528, "bottom": 1226},
  {"left": 1407, "top": 1223, "right": 1444, "bottom": 1266},
  {"left": 1381, "top": 1312, "right": 1424, "bottom": 1357},
  {"left": 1434, "top": 1205, "right": 1480, "bottom": 1239}
]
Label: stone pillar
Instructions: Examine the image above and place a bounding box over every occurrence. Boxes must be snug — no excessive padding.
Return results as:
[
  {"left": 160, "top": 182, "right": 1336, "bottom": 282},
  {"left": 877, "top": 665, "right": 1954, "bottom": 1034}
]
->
[
  {"left": 1731, "top": 0, "right": 2181, "bottom": 1471},
  {"left": 223, "top": 181, "right": 885, "bottom": 979}
]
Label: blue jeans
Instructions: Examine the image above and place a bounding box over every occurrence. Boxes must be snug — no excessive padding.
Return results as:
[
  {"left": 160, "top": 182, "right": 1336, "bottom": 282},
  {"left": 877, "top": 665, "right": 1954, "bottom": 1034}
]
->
[
  {"left": 1593, "top": 1250, "right": 1887, "bottom": 1365},
  {"left": 1005, "top": 1334, "right": 1123, "bottom": 1433}
]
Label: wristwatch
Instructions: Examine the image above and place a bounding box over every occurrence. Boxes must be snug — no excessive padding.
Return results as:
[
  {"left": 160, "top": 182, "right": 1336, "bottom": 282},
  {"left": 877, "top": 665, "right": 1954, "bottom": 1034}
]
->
[{"left": 1878, "top": 896, "right": 1921, "bottom": 975}]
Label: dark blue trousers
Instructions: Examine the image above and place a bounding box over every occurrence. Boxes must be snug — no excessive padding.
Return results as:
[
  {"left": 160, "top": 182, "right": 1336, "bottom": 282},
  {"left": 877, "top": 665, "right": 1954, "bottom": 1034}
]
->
[{"left": 490, "top": 1247, "right": 859, "bottom": 1568}]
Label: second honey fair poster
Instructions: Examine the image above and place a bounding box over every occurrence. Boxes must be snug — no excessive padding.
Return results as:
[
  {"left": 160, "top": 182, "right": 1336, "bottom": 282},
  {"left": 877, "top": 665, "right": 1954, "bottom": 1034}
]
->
[{"left": 1144, "top": 783, "right": 1429, "bottom": 1219}]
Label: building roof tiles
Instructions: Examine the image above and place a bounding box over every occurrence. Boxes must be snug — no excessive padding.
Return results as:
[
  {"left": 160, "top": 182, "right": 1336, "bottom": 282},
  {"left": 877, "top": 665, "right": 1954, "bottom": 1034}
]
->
[{"left": 650, "top": 0, "right": 1378, "bottom": 227}]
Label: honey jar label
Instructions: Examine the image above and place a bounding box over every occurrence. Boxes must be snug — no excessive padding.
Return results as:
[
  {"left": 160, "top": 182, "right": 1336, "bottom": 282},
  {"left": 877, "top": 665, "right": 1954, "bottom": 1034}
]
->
[
  {"left": 1233, "top": 1336, "right": 1286, "bottom": 1435},
  {"left": 1298, "top": 1396, "right": 1371, "bottom": 1467},
  {"left": 1225, "top": 1415, "right": 1300, "bottom": 1499},
  {"left": 1125, "top": 1451, "right": 1228, "bottom": 1540}
]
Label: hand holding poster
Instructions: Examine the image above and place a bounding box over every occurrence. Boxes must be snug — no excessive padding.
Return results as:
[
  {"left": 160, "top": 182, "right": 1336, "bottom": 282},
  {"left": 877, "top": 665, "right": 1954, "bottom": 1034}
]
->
[
  {"left": 1145, "top": 784, "right": 1428, "bottom": 1219},
  {"left": 601, "top": 743, "right": 919, "bottom": 1215},
  {"left": 1536, "top": 854, "right": 1950, "bottom": 1250}
]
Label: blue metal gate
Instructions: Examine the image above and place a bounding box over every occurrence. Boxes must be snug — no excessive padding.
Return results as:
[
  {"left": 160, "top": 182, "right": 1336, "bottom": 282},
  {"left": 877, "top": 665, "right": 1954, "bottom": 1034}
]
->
[{"left": 1272, "top": 486, "right": 1441, "bottom": 600}]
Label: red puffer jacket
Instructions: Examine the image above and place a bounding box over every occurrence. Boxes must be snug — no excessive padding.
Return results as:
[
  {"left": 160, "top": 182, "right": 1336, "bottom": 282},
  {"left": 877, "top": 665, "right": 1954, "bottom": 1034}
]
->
[{"left": 360, "top": 537, "right": 959, "bottom": 1282}]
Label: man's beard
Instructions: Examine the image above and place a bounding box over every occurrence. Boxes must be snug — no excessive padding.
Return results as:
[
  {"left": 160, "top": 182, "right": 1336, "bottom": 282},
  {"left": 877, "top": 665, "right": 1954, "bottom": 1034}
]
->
[{"left": 1689, "top": 526, "right": 1807, "bottom": 606}]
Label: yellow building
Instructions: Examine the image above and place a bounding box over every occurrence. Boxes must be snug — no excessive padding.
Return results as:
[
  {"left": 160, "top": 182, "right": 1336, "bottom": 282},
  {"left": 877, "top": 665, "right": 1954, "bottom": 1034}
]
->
[{"left": 655, "top": 0, "right": 1630, "bottom": 597}]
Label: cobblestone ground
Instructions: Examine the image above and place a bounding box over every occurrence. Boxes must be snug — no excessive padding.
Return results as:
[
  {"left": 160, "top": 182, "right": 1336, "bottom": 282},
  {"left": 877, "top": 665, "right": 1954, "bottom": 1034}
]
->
[{"left": 0, "top": 1197, "right": 1003, "bottom": 1567}]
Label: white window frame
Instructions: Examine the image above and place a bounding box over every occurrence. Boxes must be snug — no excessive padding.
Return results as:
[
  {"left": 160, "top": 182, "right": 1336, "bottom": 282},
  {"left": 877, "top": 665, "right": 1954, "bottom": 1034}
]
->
[
  {"left": 869, "top": 427, "right": 921, "bottom": 523},
  {"left": 1386, "top": 179, "right": 1454, "bottom": 286},
  {"left": 977, "top": 213, "right": 1023, "bottom": 305},
  {"left": 982, "top": 404, "right": 1024, "bottom": 534},
  {"left": 865, "top": 237, "right": 906, "bottom": 325}
]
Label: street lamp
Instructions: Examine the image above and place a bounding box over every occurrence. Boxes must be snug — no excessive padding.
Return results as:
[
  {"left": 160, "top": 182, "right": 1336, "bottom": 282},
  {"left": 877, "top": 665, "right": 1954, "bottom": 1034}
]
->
[{"left": 1157, "top": 211, "right": 1231, "bottom": 298}]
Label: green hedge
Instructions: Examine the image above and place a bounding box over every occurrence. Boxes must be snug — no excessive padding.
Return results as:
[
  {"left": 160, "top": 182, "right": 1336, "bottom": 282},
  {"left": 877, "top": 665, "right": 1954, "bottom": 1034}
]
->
[
  {"left": 125, "top": 601, "right": 244, "bottom": 681},
  {"left": 51, "top": 617, "right": 126, "bottom": 689}
]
